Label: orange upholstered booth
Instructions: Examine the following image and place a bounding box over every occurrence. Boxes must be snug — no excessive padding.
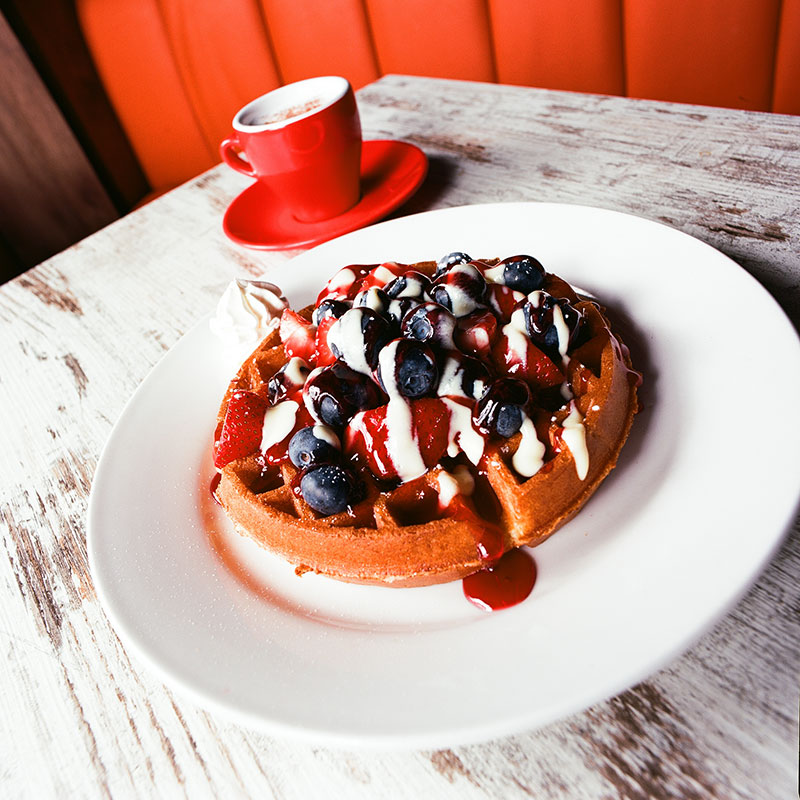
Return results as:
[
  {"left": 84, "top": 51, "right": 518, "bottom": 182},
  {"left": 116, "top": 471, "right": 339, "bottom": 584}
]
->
[{"left": 76, "top": 0, "right": 800, "bottom": 194}]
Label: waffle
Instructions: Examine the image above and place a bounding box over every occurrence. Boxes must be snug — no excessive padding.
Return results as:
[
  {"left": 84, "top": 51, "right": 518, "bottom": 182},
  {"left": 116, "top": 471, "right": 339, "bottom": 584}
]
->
[{"left": 213, "top": 257, "right": 639, "bottom": 587}]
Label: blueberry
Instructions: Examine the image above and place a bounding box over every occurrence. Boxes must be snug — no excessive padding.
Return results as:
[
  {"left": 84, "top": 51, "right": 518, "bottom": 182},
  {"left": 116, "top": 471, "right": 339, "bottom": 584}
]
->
[
  {"left": 430, "top": 263, "right": 486, "bottom": 317},
  {"left": 500, "top": 255, "right": 545, "bottom": 294},
  {"left": 542, "top": 324, "right": 560, "bottom": 354},
  {"left": 329, "top": 308, "right": 394, "bottom": 373},
  {"left": 473, "top": 378, "right": 530, "bottom": 437},
  {"left": 434, "top": 251, "right": 472, "bottom": 279},
  {"left": 518, "top": 291, "right": 583, "bottom": 360},
  {"left": 384, "top": 270, "right": 431, "bottom": 299},
  {"left": 352, "top": 286, "right": 390, "bottom": 315},
  {"left": 519, "top": 291, "right": 555, "bottom": 337},
  {"left": 408, "top": 311, "right": 433, "bottom": 340},
  {"left": 319, "top": 395, "right": 345, "bottom": 427},
  {"left": 428, "top": 284, "right": 452, "bottom": 310},
  {"left": 401, "top": 302, "right": 457, "bottom": 350},
  {"left": 312, "top": 297, "right": 351, "bottom": 326},
  {"left": 398, "top": 351, "right": 437, "bottom": 397},
  {"left": 267, "top": 357, "right": 310, "bottom": 404},
  {"left": 288, "top": 425, "right": 341, "bottom": 468},
  {"left": 303, "top": 361, "right": 387, "bottom": 428},
  {"left": 378, "top": 339, "right": 438, "bottom": 398},
  {"left": 300, "top": 464, "right": 357, "bottom": 516},
  {"left": 494, "top": 404, "right": 523, "bottom": 438},
  {"left": 436, "top": 352, "right": 490, "bottom": 400},
  {"left": 386, "top": 296, "right": 422, "bottom": 325}
]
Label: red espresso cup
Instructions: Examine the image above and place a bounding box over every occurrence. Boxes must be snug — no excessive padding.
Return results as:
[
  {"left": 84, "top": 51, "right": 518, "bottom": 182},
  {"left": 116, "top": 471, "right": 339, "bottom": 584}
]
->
[{"left": 220, "top": 76, "right": 362, "bottom": 223}]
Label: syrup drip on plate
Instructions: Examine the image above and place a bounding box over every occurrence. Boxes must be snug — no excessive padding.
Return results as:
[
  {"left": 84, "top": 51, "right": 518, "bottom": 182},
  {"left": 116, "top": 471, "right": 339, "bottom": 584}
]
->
[
  {"left": 210, "top": 472, "right": 222, "bottom": 505},
  {"left": 462, "top": 548, "right": 537, "bottom": 611}
]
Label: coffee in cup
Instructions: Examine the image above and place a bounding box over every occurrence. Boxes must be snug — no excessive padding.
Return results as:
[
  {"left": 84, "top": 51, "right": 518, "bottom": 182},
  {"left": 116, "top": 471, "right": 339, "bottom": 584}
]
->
[
  {"left": 247, "top": 98, "right": 323, "bottom": 127},
  {"left": 220, "top": 77, "right": 362, "bottom": 223}
]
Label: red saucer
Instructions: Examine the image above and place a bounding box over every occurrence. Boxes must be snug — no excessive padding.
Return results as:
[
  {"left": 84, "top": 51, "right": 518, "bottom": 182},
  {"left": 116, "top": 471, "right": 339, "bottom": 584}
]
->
[{"left": 222, "top": 140, "right": 428, "bottom": 250}]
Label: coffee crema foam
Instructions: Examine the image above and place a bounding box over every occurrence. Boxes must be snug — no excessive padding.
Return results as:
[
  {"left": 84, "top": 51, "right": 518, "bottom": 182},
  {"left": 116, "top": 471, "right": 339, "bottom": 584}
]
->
[{"left": 247, "top": 98, "right": 323, "bottom": 126}]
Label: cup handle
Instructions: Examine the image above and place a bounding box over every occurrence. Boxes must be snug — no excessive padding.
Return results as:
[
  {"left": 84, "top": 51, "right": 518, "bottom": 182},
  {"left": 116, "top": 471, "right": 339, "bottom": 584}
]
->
[{"left": 220, "top": 137, "right": 257, "bottom": 178}]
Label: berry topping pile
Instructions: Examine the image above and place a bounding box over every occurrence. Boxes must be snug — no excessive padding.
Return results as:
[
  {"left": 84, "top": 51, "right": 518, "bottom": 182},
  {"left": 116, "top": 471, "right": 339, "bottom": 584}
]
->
[{"left": 215, "top": 254, "right": 591, "bottom": 517}]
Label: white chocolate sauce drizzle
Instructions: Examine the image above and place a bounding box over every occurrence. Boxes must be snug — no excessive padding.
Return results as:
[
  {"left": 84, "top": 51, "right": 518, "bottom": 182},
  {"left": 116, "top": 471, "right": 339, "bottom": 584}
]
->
[
  {"left": 512, "top": 417, "right": 545, "bottom": 478},
  {"left": 561, "top": 400, "right": 589, "bottom": 480},
  {"left": 441, "top": 398, "right": 485, "bottom": 465},
  {"left": 283, "top": 356, "right": 310, "bottom": 386},
  {"left": 437, "top": 355, "right": 485, "bottom": 400},
  {"left": 379, "top": 340, "right": 429, "bottom": 482},
  {"left": 327, "top": 267, "right": 357, "bottom": 295},
  {"left": 329, "top": 311, "right": 372, "bottom": 375},
  {"left": 371, "top": 264, "right": 398, "bottom": 286},
  {"left": 436, "top": 470, "right": 461, "bottom": 508},
  {"left": 502, "top": 320, "right": 530, "bottom": 365},
  {"left": 385, "top": 398, "right": 427, "bottom": 482},
  {"left": 482, "top": 264, "right": 505, "bottom": 283},
  {"left": 436, "top": 465, "right": 475, "bottom": 508},
  {"left": 259, "top": 400, "right": 299, "bottom": 453},
  {"left": 552, "top": 304, "right": 571, "bottom": 367}
]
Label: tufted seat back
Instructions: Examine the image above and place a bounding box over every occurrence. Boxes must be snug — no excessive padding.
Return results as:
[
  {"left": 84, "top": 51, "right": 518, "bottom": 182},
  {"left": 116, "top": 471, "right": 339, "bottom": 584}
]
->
[{"left": 76, "top": 0, "right": 800, "bottom": 192}]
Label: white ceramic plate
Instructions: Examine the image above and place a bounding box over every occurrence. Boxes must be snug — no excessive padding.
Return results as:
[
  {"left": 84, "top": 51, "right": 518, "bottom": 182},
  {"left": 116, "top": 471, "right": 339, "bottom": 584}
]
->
[{"left": 88, "top": 203, "right": 800, "bottom": 749}]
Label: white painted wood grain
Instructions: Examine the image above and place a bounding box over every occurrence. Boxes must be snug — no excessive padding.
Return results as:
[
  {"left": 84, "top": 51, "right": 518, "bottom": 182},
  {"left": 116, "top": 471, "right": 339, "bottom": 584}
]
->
[{"left": 1, "top": 75, "right": 798, "bottom": 799}]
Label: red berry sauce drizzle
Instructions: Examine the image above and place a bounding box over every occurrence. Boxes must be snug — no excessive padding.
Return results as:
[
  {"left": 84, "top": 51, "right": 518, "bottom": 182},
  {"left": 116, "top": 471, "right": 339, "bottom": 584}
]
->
[{"left": 462, "top": 548, "right": 537, "bottom": 611}]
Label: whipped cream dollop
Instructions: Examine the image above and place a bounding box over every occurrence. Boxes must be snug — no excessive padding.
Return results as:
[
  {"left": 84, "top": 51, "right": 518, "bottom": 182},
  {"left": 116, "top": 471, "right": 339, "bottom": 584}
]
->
[{"left": 210, "top": 278, "right": 288, "bottom": 348}]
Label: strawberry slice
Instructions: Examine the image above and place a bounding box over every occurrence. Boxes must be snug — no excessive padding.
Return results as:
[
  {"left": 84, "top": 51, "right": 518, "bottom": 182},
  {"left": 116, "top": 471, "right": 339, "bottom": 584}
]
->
[
  {"left": 493, "top": 333, "right": 564, "bottom": 389},
  {"left": 344, "top": 406, "right": 391, "bottom": 478},
  {"left": 279, "top": 309, "right": 316, "bottom": 362},
  {"left": 314, "top": 316, "right": 338, "bottom": 367},
  {"left": 522, "top": 343, "right": 565, "bottom": 388},
  {"left": 412, "top": 397, "right": 450, "bottom": 469},
  {"left": 455, "top": 309, "right": 498, "bottom": 359},
  {"left": 345, "top": 398, "right": 450, "bottom": 481},
  {"left": 487, "top": 283, "right": 526, "bottom": 323},
  {"left": 214, "top": 390, "right": 267, "bottom": 468}
]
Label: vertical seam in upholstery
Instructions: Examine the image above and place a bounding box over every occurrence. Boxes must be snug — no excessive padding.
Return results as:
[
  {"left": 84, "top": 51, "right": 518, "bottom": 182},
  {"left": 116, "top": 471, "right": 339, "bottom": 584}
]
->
[
  {"left": 357, "top": 0, "right": 383, "bottom": 77},
  {"left": 153, "top": 0, "right": 217, "bottom": 161},
  {"left": 482, "top": 0, "right": 498, "bottom": 83},
  {"left": 618, "top": 0, "right": 628, "bottom": 97},
  {"left": 769, "top": 0, "right": 785, "bottom": 111},
  {"left": 253, "top": 0, "right": 284, "bottom": 85},
  {"left": 619, "top": 0, "right": 628, "bottom": 97}
]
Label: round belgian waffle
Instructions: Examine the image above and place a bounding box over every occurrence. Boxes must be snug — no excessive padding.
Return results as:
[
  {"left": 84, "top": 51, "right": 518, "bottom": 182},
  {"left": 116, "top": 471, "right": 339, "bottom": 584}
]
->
[{"left": 213, "top": 259, "right": 639, "bottom": 587}]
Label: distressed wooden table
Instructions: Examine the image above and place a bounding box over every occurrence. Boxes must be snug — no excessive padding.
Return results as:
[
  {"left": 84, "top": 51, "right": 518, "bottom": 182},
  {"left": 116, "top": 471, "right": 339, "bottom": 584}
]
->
[{"left": 2, "top": 75, "right": 798, "bottom": 799}]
